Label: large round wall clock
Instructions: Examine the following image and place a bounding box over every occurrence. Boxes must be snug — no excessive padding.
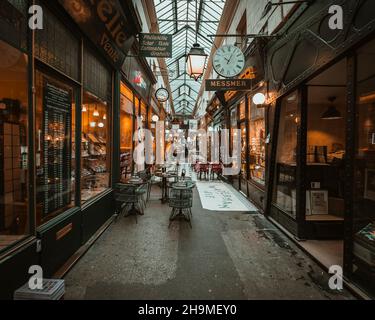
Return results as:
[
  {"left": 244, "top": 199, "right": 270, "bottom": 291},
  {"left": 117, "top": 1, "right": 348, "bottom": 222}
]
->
[
  {"left": 155, "top": 87, "right": 169, "bottom": 103},
  {"left": 213, "top": 45, "right": 245, "bottom": 78}
]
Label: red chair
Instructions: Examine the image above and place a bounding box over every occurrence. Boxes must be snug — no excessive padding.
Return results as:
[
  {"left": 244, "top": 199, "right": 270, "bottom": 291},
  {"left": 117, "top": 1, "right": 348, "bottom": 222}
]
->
[{"left": 211, "top": 164, "right": 223, "bottom": 180}]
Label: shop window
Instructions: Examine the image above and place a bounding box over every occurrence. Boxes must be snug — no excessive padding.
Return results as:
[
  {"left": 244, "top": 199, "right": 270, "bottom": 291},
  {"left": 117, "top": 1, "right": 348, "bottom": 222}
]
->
[
  {"left": 35, "top": 71, "right": 75, "bottom": 226},
  {"left": 120, "top": 83, "right": 134, "bottom": 181},
  {"left": 81, "top": 92, "right": 111, "bottom": 203},
  {"left": 249, "top": 97, "right": 266, "bottom": 186},
  {"left": 272, "top": 91, "right": 299, "bottom": 219},
  {"left": 352, "top": 38, "right": 375, "bottom": 297},
  {"left": 240, "top": 122, "right": 247, "bottom": 176},
  {"left": 0, "top": 40, "right": 29, "bottom": 251},
  {"left": 230, "top": 107, "right": 237, "bottom": 155},
  {"left": 81, "top": 48, "right": 112, "bottom": 203},
  {"left": 305, "top": 60, "right": 346, "bottom": 221}
]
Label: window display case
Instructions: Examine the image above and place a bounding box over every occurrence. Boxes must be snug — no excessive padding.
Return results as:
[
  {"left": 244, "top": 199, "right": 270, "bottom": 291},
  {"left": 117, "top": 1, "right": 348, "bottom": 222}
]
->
[
  {"left": 0, "top": 39, "right": 29, "bottom": 251},
  {"left": 272, "top": 91, "right": 299, "bottom": 219},
  {"left": 81, "top": 92, "right": 110, "bottom": 203},
  {"left": 249, "top": 98, "right": 266, "bottom": 186},
  {"left": 120, "top": 83, "right": 134, "bottom": 180}
]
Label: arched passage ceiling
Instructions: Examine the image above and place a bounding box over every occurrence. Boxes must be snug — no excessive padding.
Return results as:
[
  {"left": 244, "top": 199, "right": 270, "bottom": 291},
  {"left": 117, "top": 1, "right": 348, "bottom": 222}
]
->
[{"left": 154, "top": 0, "right": 226, "bottom": 116}]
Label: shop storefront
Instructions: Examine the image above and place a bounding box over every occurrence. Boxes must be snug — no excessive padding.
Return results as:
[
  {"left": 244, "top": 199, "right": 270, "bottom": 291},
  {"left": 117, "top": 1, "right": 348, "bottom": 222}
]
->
[
  {"left": 264, "top": 0, "right": 375, "bottom": 298},
  {"left": 120, "top": 49, "right": 156, "bottom": 175},
  {"left": 0, "top": 0, "right": 141, "bottom": 299},
  {"left": 213, "top": 42, "right": 266, "bottom": 210}
]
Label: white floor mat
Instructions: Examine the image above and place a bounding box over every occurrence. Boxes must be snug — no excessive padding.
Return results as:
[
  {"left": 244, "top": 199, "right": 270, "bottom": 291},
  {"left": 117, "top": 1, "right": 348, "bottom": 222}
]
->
[{"left": 196, "top": 181, "right": 258, "bottom": 212}]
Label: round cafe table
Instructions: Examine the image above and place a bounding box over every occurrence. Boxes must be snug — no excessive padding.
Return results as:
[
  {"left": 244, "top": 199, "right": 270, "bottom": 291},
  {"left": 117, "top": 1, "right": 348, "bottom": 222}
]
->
[{"left": 155, "top": 172, "right": 178, "bottom": 203}]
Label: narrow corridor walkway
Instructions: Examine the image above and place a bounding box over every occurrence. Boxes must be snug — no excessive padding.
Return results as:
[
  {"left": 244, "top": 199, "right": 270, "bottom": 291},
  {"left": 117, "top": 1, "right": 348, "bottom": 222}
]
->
[{"left": 64, "top": 177, "right": 355, "bottom": 300}]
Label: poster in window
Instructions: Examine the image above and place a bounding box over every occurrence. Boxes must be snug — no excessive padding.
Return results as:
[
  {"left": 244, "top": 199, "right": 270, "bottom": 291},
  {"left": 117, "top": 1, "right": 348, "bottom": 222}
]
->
[
  {"left": 310, "top": 190, "right": 329, "bottom": 215},
  {"left": 364, "top": 169, "right": 375, "bottom": 201},
  {"left": 42, "top": 81, "right": 72, "bottom": 217}
]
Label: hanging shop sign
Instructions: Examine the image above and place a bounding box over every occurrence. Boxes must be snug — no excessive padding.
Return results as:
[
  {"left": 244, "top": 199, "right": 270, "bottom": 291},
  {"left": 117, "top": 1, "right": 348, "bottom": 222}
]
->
[
  {"left": 155, "top": 88, "right": 169, "bottom": 103},
  {"left": 139, "top": 33, "right": 172, "bottom": 58},
  {"left": 205, "top": 79, "right": 253, "bottom": 92},
  {"left": 59, "top": 0, "right": 135, "bottom": 69},
  {"left": 224, "top": 67, "right": 257, "bottom": 101}
]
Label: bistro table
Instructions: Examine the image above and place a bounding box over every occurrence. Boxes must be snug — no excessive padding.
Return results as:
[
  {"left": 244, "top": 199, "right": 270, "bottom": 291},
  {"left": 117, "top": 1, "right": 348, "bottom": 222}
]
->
[
  {"left": 169, "top": 181, "right": 196, "bottom": 227},
  {"left": 122, "top": 176, "right": 147, "bottom": 217},
  {"left": 155, "top": 171, "right": 178, "bottom": 203}
]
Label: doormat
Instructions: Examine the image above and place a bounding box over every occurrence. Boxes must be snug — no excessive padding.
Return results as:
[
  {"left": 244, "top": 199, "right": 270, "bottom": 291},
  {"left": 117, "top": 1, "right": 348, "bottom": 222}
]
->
[{"left": 196, "top": 181, "right": 258, "bottom": 212}]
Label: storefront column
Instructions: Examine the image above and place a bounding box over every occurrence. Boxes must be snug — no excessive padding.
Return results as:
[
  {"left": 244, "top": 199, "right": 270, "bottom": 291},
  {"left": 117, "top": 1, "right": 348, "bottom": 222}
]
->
[
  {"left": 112, "top": 70, "right": 121, "bottom": 185},
  {"left": 28, "top": 11, "right": 36, "bottom": 233},
  {"left": 343, "top": 53, "right": 357, "bottom": 276},
  {"left": 296, "top": 86, "right": 308, "bottom": 239}
]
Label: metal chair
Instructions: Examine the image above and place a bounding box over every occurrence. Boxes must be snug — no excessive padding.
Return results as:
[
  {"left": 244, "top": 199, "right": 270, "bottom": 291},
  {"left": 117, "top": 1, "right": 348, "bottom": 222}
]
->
[
  {"left": 168, "top": 186, "right": 194, "bottom": 228},
  {"left": 115, "top": 184, "right": 144, "bottom": 223}
]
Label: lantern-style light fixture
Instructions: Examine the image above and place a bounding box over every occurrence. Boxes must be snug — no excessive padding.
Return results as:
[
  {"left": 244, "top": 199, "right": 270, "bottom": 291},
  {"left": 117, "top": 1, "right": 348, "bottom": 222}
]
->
[
  {"left": 187, "top": 43, "right": 208, "bottom": 81},
  {"left": 186, "top": 0, "right": 207, "bottom": 81}
]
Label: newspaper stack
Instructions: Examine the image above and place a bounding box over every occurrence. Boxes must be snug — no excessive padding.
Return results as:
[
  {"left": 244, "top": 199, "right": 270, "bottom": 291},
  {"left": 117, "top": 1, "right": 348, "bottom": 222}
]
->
[{"left": 14, "top": 279, "right": 65, "bottom": 300}]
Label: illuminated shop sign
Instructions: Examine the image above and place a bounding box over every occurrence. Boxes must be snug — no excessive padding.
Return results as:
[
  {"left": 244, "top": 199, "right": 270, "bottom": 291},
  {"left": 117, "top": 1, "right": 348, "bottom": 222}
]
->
[
  {"left": 132, "top": 71, "right": 147, "bottom": 90},
  {"left": 59, "top": 0, "right": 135, "bottom": 69}
]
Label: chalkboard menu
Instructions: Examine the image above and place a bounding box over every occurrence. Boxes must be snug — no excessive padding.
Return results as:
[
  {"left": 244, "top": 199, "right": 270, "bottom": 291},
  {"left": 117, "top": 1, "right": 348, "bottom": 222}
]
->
[{"left": 42, "top": 81, "right": 72, "bottom": 217}]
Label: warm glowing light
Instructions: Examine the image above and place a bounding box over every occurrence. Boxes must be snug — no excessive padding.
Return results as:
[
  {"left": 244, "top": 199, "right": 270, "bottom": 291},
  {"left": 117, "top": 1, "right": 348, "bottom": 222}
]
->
[
  {"left": 93, "top": 107, "right": 99, "bottom": 117},
  {"left": 152, "top": 115, "right": 159, "bottom": 122},
  {"left": 98, "top": 122, "right": 105, "bottom": 128},
  {"left": 253, "top": 93, "right": 266, "bottom": 105},
  {"left": 82, "top": 105, "right": 87, "bottom": 112},
  {"left": 90, "top": 122, "right": 96, "bottom": 128}
]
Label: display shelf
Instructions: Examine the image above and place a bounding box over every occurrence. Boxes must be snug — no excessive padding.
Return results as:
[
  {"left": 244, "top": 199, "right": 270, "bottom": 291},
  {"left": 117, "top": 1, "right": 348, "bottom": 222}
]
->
[{"left": 306, "top": 215, "right": 344, "bottom": 222}]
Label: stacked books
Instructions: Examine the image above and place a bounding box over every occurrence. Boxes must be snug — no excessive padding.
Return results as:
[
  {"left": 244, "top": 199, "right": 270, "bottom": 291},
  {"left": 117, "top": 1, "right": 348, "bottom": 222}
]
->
[{"left": 14, "top": 279, "right": 65, "bottom": 300}]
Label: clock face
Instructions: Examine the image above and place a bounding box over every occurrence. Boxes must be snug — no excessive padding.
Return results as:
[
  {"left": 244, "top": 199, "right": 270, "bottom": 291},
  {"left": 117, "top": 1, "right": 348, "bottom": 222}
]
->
[
  {"left": 155, "top": 88, "right": 169, "bottom": 102},
  {"left": 213, "top": 45, "right": 245, "bottom": 78}
]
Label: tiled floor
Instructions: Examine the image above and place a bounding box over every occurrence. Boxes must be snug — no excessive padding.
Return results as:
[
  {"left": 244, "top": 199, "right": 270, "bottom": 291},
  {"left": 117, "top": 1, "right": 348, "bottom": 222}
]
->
[{"left": 64, "top": 175, "right": 355, "bottom": 300}]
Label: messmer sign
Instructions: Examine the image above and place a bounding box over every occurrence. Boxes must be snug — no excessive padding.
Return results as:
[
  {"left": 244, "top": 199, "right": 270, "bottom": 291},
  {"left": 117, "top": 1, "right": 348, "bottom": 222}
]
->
[{"left": 205, "top": 79, "right": 253, "bottom": 92}]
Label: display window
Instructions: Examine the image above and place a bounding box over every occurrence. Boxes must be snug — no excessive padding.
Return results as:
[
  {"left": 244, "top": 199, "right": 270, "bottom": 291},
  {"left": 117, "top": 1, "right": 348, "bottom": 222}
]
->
[
  {"left": 35, "top": 70, "right": 76, "bottom": 225},
  {"left": 120, "top": 83, "right": 134, "bottom": 181},
  {"left": 81, "top": 48, "right": 112, "bottom": 203},
  {"left": 352, "top": 38, "right": 375, "bottom": 297},
  {"left": 272, "top": 91, "right": 299, "bottom": 219},
  {"left": 81, "top": 91, "right": 111, "bottom": 203},
  {"left": 0, "top": 39, "right": 29, "bottom": 251},
  {"left": 249, "top": 97, "right": 266, "bottom": 186},
  {"left": 240, "top": 122, "right": 247, "bottom": 176},
  {"left": 305, "top": 59, "right": 346, "bottom": 222}
]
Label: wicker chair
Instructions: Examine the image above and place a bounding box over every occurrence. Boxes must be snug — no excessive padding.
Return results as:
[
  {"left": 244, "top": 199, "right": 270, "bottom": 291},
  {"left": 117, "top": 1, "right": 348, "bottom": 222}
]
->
[
  {"left": 168, "top": 185, "right": 194, "bottom": 228},
  {"left": 115, "top": 184, "right": 144, "bottom": 223}
]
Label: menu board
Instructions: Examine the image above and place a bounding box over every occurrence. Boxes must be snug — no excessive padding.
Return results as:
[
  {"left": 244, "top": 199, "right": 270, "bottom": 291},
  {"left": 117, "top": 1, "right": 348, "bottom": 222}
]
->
[{"left": 42, "top": 81, "right": 72, "bottom": 217}]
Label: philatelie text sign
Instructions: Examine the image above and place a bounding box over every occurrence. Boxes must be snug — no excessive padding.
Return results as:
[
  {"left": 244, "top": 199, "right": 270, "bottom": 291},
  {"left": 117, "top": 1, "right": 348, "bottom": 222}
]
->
[{"left": 139, "top": 33, "right": 172, "bottom": 58}]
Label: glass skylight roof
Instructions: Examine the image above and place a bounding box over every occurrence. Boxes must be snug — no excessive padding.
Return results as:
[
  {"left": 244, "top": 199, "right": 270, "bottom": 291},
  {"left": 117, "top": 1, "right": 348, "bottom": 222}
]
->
[{"left": 154, "top": 0, "right": 226, "bottom": 115}]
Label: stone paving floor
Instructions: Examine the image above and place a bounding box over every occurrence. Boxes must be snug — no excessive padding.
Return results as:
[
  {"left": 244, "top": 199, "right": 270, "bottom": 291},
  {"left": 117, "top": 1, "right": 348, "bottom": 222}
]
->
[{"left": 64, "top": 184, "right": 355, "bottom": 300}]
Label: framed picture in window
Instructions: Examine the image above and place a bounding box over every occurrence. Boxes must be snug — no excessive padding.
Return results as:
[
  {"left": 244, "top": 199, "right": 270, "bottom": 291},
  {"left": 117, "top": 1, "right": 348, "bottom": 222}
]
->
[
  {"left": 310, "top": 190, "right": 329, "bottom": 215},
  {"left": 364, "top": 169, "right": 375, "bottom": 201}
]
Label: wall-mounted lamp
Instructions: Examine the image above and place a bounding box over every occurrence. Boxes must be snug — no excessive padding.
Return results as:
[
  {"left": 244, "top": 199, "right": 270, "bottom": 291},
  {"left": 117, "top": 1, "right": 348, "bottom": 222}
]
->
[{"left": 253, "top": 93, "right": 267, "bottom": 105}]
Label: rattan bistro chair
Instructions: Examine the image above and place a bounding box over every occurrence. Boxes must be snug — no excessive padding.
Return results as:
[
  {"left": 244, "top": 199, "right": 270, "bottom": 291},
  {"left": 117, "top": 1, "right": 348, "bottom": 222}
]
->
[
  {"left": 168, "top": 185, "right": 194, "bottom": 228},
  {"left": 115, "top": 184, "right": 144, "bottom": 223}
]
